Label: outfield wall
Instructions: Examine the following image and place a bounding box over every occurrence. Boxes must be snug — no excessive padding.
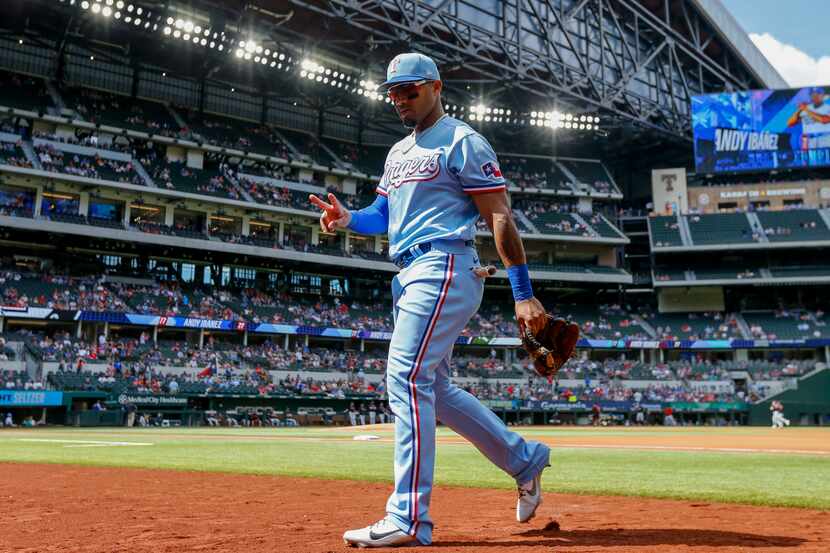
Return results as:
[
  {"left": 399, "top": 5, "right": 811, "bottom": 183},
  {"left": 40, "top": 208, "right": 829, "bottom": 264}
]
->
[{"left": 749, "top": 368, "right": 830, "bottom": 426}]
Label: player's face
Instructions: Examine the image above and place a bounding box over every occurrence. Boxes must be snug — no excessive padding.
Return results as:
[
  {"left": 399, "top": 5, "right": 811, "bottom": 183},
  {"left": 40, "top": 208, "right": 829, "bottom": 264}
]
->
[
  {"left": 388, "top": 80, "right": 441, "bottom": 127},
  {"left": 812, "top": 92, "right": 824, "bottom": 106}
]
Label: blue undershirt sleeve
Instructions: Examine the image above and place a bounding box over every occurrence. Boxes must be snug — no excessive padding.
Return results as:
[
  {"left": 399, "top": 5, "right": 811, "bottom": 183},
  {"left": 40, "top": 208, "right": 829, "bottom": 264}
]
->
[{"left": 347, "top": 194, "right": 389, "bottom": 235}]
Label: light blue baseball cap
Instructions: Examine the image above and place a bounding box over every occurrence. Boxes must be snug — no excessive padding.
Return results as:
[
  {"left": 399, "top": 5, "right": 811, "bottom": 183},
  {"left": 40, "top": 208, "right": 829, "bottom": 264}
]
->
[{"left": 380, "top": 53, "right": 441, "bottom": 89}]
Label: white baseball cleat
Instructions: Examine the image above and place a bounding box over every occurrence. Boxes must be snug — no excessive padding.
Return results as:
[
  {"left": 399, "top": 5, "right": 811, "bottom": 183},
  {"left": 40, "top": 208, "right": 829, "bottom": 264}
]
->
[
  {"left": 516, "top": 468, "right": 546, "bottom": 523},
  {"left": 343, "top": 517, "right": 419, "bottom": 548}
]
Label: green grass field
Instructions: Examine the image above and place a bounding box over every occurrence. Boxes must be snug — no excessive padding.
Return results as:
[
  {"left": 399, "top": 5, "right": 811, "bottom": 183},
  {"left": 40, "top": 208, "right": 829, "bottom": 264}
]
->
[{"left": 1, "top": 426, "right": 829, "bottom": 510}]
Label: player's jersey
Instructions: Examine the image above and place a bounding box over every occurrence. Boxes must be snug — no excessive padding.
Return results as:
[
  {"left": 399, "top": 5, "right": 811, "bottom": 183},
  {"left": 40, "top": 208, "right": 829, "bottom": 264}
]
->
[
  {"left": 800, "top": 101, "right": 830, "bottom": 135},
  {"left": 376, "top": 115, "right": 506, "bottom": 259}
]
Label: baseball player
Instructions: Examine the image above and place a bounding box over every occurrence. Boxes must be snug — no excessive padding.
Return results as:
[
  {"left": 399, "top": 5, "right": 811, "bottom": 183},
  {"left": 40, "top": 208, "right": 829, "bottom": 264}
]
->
[
  {"left": 310, "top": 52, "right": 551, "bottom": 548},
  {"left": 770, "top": 400, "right": 791, "bottom": 428}
]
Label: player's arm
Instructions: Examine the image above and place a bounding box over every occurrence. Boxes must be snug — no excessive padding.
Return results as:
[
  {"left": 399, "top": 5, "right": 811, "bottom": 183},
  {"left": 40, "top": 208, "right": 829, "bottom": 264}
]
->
[
  {"left": 805, "top": 110, "right": 830, "bottom": 124},
  {"left": 448, "top": 133, "right": 546, "bottom": 334},
  {"left": 308, "top": 192, "right": 388, "bottom": 235},
  {"left": 472, "top": 190, "right": 546, "bottom": 335},
  {"left": 787, "top": 104, "right": 806, "bottom": 127}
]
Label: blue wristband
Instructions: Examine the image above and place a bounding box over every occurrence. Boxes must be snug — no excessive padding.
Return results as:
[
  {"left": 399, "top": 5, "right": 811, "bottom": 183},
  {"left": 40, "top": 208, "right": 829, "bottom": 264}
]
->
[{"left": 507, "top": 264, "right": 534, "bottom": 302}]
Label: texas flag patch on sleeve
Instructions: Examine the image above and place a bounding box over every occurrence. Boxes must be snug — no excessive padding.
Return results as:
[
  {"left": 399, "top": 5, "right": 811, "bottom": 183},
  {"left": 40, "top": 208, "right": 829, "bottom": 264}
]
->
[{"left": 481, "top": 160, "right": 503, "bottom": 179}]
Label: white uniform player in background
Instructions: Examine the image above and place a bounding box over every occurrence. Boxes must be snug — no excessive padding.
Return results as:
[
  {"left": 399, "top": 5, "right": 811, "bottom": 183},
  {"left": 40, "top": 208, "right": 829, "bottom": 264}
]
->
[
  {"left": 770, "top": 400, "right": 791, "bottom": 428},
  {"left": 311, "top": 53, "right": 551, "bottom": 548}
]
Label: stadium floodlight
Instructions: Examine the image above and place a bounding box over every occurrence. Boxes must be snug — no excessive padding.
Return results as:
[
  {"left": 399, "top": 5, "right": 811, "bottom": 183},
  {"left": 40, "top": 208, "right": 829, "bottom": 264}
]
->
[
  {"left": 102, "top": 6, "right": 112, "bottom": 16},
  {"left": 91, "top": 2, "right": 101, "bottom": 13}
]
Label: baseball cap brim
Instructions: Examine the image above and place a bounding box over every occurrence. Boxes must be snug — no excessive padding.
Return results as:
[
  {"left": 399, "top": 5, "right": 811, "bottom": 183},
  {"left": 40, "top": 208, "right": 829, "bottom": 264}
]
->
[{"left": 378, "top": 74, "right": 430, "bottom": 90}]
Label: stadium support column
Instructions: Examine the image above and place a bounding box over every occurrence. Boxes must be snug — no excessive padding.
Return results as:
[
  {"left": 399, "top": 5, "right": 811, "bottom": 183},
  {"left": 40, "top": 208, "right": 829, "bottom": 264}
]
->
[
  {"left": 164, "top": 205, "right": 175, "bottom": 226},
  {"left": 243, "top": 330, "right": 248, "bottom": 347},
  {"left": 34, "top": 187, "right": 43, "bottom": 217},
  {"left": 76, "top": 320, "right": 82, "bottom": 339},
  {"left": 123, "top": 204, "right": 131, "bottom": 228},
  {"left": 278, "top": 222, "right": 285, "bottom": 245},
  {"left": 241, "top": 216, "right": 250, "bottom": 236},
  {"left": 79, "top": 192, "right": 89, "bottom": 216},
  {"left": 284, "top": 333, "right": 289, "bottom": 349},
  {"left": 825, "top": 346, "right": 830, "bottom": 363},
  {"left": 311, "top": 226, "right": 319, "bottom": 246},
  {"left": 360, "top": 339, "right": 364, "bottom": 353},
  {"left": 0, "top": 315, "right": 4, "bottom": 334},
  {"left": 153, "top": 325, "right": 158, "bottom": 344}
]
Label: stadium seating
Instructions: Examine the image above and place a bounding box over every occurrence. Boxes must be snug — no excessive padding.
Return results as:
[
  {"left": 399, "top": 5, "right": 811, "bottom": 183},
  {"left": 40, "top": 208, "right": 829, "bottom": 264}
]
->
[
  {"left": 641, "top": 311, "right": 742, "bottom": 341},
  {"left": 743, "top": 310, "right": 830, "bottom": 340},
  {"left": 321, "top": 138, "right": 387, "bottom": 175},
  {"left": 586, "top": 213, "right": 623, "bottom": 238},
  {"left": 148, "top": 156, "right": 240, "bottom": 199},
  {"left": 0, "top": 142, "right": 32, "bottom": 168},
  {"left": 768, "top": 265, "right": 830, "bottom": 278},
  {"left": 278, "top": 127, "right": 338, "bottom": 167},
  {"left": 35, "top": 144, "right": 144, "bottom": 185},
  {"left": 653, "top": 268, "right": 687, "bottom": 282},
  {"left": 756, "top": 210, "right": 830, "bottom": 242},
  {"left": 694, "top": 268, "right": 761, "bottom": 281},
  {"left": 649, "top": 216, "right": 684, "bottom": 247},
  {"left": 0, "top": 70, "right": 51, "bottom": 112},
  {"left": 526, "top": 211, "right": 593, "bottom": 237},
  {"left": 60, "top": 87, "right": 181, "bottom": 136},
  {"left": 687, "top": 213, "right": 755, "bottom": 244},
  {"left": 559, "top": 159, "right": 617, "bottom": 195},
  {"left": 179, "top": 110, "right": 291, "bottom": 158},
  {"left": 238, "top": 177, "right": 312, "bottom": 210}
]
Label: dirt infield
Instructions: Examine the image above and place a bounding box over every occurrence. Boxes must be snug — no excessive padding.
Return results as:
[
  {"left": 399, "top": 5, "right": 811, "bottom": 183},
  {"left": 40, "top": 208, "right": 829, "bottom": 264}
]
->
[{"left": 3, "top": 463, "right": 828, "bottom": 552}]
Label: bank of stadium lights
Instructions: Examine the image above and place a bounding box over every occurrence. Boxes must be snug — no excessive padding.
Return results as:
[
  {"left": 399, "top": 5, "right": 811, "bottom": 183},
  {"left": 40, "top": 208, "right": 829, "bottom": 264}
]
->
[
  {"left": 354, "top": 79, "right": 385, "bottom": 102},
  {"left": 231, "top": 41, "right": 291, "bottom": 70},
  {"left": 462, "top": 104, "right": 514, "bottom": 123},
  {"left": 528, "top": 111, "right": 601, "bottom": 131},
  {"left": 162, "top": 17, "right": 227, "bottom": 51},
  {"left": 297, "top": 59, "right": 352, "bottom": 89},
  {"left": 78, "top": 1, "right": 157, "bottom": 31}
]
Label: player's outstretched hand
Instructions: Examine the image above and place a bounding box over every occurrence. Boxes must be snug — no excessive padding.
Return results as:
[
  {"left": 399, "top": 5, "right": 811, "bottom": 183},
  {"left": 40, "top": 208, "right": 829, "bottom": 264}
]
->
[{"left": 309, "top": 192, "right": 352, "bottom": 232}]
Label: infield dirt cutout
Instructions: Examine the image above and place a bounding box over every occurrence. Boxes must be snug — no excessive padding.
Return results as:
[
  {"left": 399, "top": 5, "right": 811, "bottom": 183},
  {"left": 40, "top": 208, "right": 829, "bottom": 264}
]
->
[{"left": 2, "top": 459, "right": 828, "bottom": 552}]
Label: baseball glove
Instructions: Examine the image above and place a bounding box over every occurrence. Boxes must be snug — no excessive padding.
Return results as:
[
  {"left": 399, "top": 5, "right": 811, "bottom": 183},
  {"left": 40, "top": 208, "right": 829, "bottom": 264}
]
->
[{"left": 522, "top": 315, "right": 580, "bottom": 379}]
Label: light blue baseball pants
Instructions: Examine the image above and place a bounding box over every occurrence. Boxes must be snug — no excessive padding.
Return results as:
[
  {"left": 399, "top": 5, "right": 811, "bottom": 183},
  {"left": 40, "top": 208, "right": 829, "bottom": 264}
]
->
[{"left": 383, "top": 240, "right": 550, "bottom": 545}]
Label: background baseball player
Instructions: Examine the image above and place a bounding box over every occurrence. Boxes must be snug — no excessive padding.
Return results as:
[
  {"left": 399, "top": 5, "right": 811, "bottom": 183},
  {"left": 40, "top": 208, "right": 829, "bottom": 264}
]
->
[
  {"left": 311, "top": 53, "right": 552, "bottom": 548},
  {"left": 770, "top": 400, "right": 791, "bottom": 428}
]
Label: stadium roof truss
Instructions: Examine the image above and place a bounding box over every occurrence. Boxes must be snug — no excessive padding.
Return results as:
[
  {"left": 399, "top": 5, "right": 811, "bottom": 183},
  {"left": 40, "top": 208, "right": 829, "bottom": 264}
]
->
[{"left": 285, "top": 0, "right": 781, "bottom": 140}]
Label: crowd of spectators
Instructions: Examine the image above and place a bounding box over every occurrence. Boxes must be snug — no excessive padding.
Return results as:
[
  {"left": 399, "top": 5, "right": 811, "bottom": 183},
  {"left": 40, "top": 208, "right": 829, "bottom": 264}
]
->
[
  {"left": 35, "top": 144, "right": 143, "bottom": 185},
  {"left": 747, "top": 308, "right": 827, "bottom": 340},
  {"left": 32, "top": 130, "right": 131, "bottom": 153},
  {"left": 3, "top": 261, "right": 830, "bottom": 343},
  {"left": 0, "top": 141, "right": 32, "bottom": 168}
]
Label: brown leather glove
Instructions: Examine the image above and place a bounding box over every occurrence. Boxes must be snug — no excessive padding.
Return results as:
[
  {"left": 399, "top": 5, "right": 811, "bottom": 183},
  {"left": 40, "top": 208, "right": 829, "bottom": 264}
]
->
[{"left": 522, "top": 315, "right": 580, "bottom": 379}]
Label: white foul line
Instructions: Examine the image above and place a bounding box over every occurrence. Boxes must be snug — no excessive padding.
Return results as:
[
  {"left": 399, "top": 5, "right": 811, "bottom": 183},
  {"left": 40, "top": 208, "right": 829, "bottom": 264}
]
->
[
  {"left": 553, "top": 443, "right": 830, "bottom": 456},
  {"left": 18, "top": 438, "right": 153, "bottom": 447}
]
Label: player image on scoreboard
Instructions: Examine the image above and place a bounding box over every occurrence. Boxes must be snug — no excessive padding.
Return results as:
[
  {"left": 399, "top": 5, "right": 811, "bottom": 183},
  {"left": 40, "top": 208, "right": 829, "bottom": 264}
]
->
[{"left": 692, "top": 85, "right": 830, "bottom": 173}]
